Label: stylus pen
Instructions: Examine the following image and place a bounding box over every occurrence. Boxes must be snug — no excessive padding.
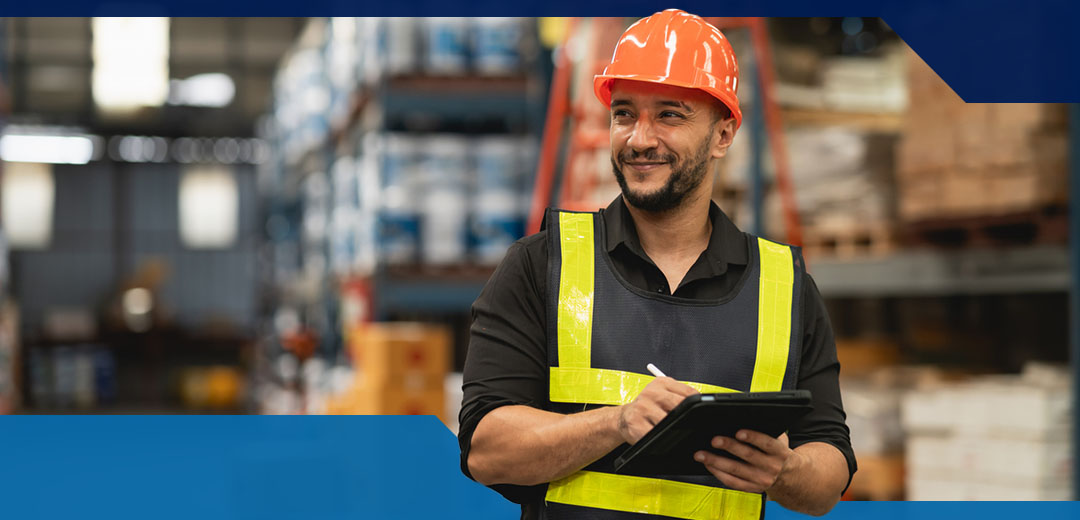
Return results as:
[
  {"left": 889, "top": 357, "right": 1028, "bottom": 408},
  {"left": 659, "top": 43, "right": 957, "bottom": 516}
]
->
[{"left": 646, "top": 363, "right": 666, "bottom": 378}]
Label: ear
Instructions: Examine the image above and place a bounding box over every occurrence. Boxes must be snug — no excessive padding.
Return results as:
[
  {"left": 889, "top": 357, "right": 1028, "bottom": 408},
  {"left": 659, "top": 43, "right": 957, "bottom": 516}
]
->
[{"left": 709, "top": 118, "right": 737, "bottom": 160}]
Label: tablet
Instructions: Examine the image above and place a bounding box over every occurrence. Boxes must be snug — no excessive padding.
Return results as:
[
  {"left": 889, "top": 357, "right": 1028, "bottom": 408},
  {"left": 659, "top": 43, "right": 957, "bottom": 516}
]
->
[{"left": 613, "top": 390, "right": 813, "bottom": 476}]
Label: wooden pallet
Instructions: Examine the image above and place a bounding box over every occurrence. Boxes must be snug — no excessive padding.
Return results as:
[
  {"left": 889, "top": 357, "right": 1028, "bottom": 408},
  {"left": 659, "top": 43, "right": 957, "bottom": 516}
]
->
[
  {"left": 903, "top": 204, "right": 1067, "bottom": 249},
  {"left": 802, "top": 223, "right": 897, "bottom": 259}
]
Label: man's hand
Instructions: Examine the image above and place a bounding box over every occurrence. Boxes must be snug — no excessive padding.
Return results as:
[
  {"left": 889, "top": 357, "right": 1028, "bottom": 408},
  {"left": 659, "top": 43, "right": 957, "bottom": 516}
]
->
[
  {"left": 694, "top": 430, "right": 802, "bottom": 493},
  {"left": 617, "top": 377, "right": 698, "bottom": 444}
]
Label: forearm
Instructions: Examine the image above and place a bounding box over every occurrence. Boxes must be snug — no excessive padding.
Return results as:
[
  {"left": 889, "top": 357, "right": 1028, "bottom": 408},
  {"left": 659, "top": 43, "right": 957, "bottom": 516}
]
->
[
  {"left": 467, "top": 404, "right": 624, "bottom": 486},
  {"left": 767, "top": 442, "right": 849, "bottom": 516}
]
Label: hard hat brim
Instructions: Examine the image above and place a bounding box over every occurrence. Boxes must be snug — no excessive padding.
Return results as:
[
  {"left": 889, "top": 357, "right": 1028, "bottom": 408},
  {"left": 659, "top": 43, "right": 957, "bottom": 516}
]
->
[{"left": 593, "top": 75, "right": 743, "bottom": 130}]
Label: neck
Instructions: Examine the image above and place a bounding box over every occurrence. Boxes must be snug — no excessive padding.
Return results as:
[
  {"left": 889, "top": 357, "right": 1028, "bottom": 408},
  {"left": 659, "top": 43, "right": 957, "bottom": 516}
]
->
[{"left": 623, "top": 189, "right": 712, "bottom": 260}]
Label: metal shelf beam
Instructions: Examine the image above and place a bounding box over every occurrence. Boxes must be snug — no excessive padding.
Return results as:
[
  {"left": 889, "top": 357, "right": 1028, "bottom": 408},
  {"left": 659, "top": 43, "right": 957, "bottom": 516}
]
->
[{"left": 810, "top": 245, "right": 1070, "bottom": 297}]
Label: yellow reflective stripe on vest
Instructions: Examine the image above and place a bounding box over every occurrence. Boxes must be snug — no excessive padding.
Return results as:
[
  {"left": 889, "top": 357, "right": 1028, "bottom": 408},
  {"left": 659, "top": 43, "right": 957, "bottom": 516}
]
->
[
  {"left": 557, "top": 212, "right": 595, "bottom": 368},
  {"left": 550, "top": 366, "right": 738, "bottom": 405},
  {"left": 751, "top": 238, "right": 794, "bottom": 392},
  {"left": 546, "top": 470, "right": 762, "bottom": 520}
]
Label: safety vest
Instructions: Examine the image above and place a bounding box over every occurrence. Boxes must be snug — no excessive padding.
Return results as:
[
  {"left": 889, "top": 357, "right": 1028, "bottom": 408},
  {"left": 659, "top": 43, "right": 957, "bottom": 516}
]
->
[{"left": 542, "top": 209, "right": 803, "bottom": 520}]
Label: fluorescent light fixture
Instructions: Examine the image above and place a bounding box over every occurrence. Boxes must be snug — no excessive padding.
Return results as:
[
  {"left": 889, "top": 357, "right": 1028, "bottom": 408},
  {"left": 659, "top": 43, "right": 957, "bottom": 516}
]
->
[
  {"left": 0, "top": 133, "right": 95, "bottom": 164},
  {"left": 168, "top": 73, "right": 235, "bottom": 108},
  {"left": 1, "top": 162, "right": 55, "bottom": 249},
  {"left": 179, "top": 165, "right": 239, "bottom": 249},
  {"left": 92, "top": 17, "right": 170, "bottom": 112}
]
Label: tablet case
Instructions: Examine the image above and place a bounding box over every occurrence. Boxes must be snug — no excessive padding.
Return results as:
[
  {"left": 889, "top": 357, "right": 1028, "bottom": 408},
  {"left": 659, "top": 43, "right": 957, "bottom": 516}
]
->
[{"left": 613, "top": 390, "right": 813, "bottom": 476}]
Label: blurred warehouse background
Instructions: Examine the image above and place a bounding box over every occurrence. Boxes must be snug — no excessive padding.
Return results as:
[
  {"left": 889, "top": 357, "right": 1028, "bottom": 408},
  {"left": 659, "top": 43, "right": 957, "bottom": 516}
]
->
[{"left": 0, "top": 17, "right": 1073, "bottom": 501}]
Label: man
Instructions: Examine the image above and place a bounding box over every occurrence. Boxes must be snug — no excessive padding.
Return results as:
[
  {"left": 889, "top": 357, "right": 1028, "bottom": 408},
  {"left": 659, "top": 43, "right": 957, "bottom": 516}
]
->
[{"left": 459, "top": 10, "right": 855, "bottom": 519}]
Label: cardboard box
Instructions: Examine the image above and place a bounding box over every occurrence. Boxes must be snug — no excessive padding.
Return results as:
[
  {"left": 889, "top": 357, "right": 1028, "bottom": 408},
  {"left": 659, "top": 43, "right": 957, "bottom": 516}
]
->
[
  {"left": 846, "top": 454, "right": 904, "bottom": 501},
  {"left": 897, "top": 132, "right": 954, "bottom": 174},
  {"left": 939, "top": 170, "right": 992, "bottom": 216},
  {"left": 970, "top": 481, "right": 1072, "bottom": 501},
  {"left": 901, "top": 386, "right": 964, "bottom": 434},
  {"left": 328, "top": 385, "right": 448, "bottom": 426},
  {"left": 836, "top": 339, "right": 902, "bottom": 375},
  {"left": 898, "top": 180, "right": 941, "bottom": 222},
  {"left": 347, "top": 322, "right": 450, "bottom": 386},
  {"left": 908, "top": 473, "right": 1073, "bottom": 501},
  {"left": 974, "top": 437, "right": 1072, "bottom": 481},
  {"left": 906, "top": 475, "right": 974, "bottom": 501},
  {"left": 906, "top": 434, "right": 972, "bottom": 476}
]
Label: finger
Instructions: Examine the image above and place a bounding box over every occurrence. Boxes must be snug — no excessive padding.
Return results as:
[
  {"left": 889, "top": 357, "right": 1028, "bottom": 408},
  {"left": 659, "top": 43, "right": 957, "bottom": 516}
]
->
[
  {"left": 694, "top": 451, "right": 766, "bottom": 493},
  {"left": 638, "top": 383, "right": 692, "bottom": 412},
  {"left": 652, "top": 374, "right": 704, "bottom": 395},
  {"left": 735, "top": 429, "right": 785, "bottom": 455},
  {"left": 696, "top": 451, "right": 773, "bottom": 487},
  {"left": 654, "top": 391, "right": 690, "bottom": 413},
  {"left": 712, "top": 436, "right": 768, "bottom": 466},
  {"left": 645, "top": 376, "right": 677, "bottom": 389},
  {"left": 659, "top": 378, "right": 700, "bottom": 397}
]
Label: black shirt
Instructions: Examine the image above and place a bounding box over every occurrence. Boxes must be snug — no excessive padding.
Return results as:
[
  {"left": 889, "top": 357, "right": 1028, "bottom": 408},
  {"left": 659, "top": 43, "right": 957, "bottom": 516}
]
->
[{"left": 459, "top": 196, "right": 856, "bottom": 510}]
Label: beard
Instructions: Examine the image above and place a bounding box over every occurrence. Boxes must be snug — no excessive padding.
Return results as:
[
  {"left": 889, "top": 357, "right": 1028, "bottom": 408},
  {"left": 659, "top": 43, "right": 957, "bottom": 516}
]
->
[{"left": 611, "top": 136, "right": 713, "bottom": 213}]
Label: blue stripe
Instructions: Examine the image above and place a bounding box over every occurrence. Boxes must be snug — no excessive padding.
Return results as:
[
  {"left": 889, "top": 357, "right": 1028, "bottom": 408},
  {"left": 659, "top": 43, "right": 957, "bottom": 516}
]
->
[{"left": 0, "top": 415, "right": 516, "bottom": 519}]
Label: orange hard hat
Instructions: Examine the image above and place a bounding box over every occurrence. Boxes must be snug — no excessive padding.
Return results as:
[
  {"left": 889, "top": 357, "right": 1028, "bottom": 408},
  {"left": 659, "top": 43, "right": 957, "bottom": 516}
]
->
[{"left": 594, "top": 9, "right": 743, "bottom": 129}]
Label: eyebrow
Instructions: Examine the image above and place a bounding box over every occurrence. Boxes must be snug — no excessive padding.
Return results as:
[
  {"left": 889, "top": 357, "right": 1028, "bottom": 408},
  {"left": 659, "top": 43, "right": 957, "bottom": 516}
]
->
[
  {"left": 610, "top": 99, "right": 693, "bottom": 111},
  {"left": 658, "top": 100, "right": 692, "bottom": 111}
]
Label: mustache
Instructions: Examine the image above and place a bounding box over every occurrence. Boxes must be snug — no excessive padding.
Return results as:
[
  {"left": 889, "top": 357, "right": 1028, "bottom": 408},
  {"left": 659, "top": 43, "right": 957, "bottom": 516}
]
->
[{"left": 618, "top": 150, "right": 675, "bottom": 163}]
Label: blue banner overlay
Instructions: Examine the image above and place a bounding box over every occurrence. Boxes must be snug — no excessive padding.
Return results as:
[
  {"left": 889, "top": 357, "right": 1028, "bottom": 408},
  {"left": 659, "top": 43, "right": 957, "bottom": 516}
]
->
[
  {"left": 0, "top": 416, "right": 517, "bottom": 519},
  {"left": 0, "top": 416, "right": 1078, "bottom": 518}
]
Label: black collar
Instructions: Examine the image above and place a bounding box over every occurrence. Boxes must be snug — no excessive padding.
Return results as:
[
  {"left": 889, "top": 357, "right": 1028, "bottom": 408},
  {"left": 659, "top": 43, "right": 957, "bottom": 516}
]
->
[{"left": 601, "top": 196, "right": 749, "bottom": 277}]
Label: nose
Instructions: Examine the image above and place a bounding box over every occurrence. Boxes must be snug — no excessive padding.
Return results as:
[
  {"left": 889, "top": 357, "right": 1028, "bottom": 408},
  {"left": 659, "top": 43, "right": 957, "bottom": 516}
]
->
[{"left": 626, "top": 117, "right": 659, "bottom": 154}]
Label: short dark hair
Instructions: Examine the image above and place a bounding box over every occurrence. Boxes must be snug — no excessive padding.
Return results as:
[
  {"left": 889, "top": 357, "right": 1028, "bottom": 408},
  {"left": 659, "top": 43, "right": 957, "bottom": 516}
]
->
[{"left": 711, "top": 99, "right": 733, "bottom": 124}]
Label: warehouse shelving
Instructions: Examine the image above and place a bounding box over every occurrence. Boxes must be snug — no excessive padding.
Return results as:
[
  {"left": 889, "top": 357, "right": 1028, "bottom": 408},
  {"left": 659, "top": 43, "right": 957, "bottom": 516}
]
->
[
  {"left": 257, "top": 18, "right": 549, "bottom": 414},
  {"left": 372, "top": 265, "right": 492, "bottom": 316},
  {"left": 781, "top": 107, "right": 903, "bottom": 133},
  {"left": 380, "top": 75, "right": 541, "bottom": 130},
  {"left": 810, "top": 245, "right": 1070, "bottom": 297}
]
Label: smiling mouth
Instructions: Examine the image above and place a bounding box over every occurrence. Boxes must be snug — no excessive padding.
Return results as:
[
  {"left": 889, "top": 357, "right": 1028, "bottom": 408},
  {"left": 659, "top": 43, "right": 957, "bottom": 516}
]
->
[{"left": 623, "top": 162, "right": 668, "bottom": 168}]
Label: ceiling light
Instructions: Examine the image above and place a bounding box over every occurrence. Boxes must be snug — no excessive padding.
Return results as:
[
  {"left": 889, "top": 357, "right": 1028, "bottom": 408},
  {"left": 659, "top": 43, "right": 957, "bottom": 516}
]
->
[
  {"left": 92, "top": 17, "right": 170, "bottom": 112},
  {"left": 168, "top": 73, "right": 236, "bottom": 108},
  {"left": 0, "top": 133, "right": 95, "bottom": 164}
]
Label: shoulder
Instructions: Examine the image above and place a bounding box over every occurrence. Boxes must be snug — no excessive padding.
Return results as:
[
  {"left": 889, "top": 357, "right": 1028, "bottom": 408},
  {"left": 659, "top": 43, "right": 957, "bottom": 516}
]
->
[
  {"left": 506, "top": 230, "right": 548, "bottom": 268},
  {"left": 484, "top": 230, "right": 549, "bottom": 300}
]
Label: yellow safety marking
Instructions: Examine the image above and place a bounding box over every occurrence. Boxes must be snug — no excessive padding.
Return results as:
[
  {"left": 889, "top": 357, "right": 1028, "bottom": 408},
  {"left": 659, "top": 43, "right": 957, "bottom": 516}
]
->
[
  {"left": 751, "top": 238, "right": 794, "bottom": 392},
  {"left": 550, "top": 366, "right": 738, "bottom": 405},
  {"left": 556, "top": 212, "right": 595, "bottom": 368},
  {"left": 546, "top": 470, "right": 762, "bottom": 520}
]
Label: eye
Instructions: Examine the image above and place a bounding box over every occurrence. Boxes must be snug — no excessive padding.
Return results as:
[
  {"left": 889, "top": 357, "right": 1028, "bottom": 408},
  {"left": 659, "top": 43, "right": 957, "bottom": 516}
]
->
[
  {"left": 612, "top": 109, "right": 633, "bottom": 120},
  {"left": 660, "top": 111, "right": 685, "bottom": 119}
]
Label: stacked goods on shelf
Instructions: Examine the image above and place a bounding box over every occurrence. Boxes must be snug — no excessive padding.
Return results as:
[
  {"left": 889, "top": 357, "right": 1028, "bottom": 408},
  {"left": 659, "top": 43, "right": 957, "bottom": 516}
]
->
[
  {"left": 836, "top": 339, "right": 913, "bottom": 501},
  {"left": 897, "top": 48, "right": 1069, "bottom": 243},
  {"left": 267, "top": 18, "right": 538, "bottom": 273},
  {"left": 272, "top": 21, "right": 332, "bottom": 168},
  {"left": 178, "top": 365, "right": 246, "bottom": 411},
  {"left": 26, "top": 343, "right": 116, "bottom": 410},
  {"left": 256, "top": 18, "right": 541, "bottom": 414},
  {"left": 770, "top": 41, "right": 907, "bottom": 258},
  {"left": 329, "top": 153, "right": 377, "bottom": 277},
  {"left": 901, "top": 363, "right": 1072, "bottom": 500},
  {"left": 328, "top": 323, "right": 450, "bottom": 426},
  {"left": 786, "top": 127, "right": 898, "bottom": 258},
  {"left": 819, "top": 49, "right": 907, "bottom": 114},
  {"left": 776, "top": 43, "right": 907, "bottom": 115},
  {"left": 370, "top": 132, "right": 536, "bottom": 268}
]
